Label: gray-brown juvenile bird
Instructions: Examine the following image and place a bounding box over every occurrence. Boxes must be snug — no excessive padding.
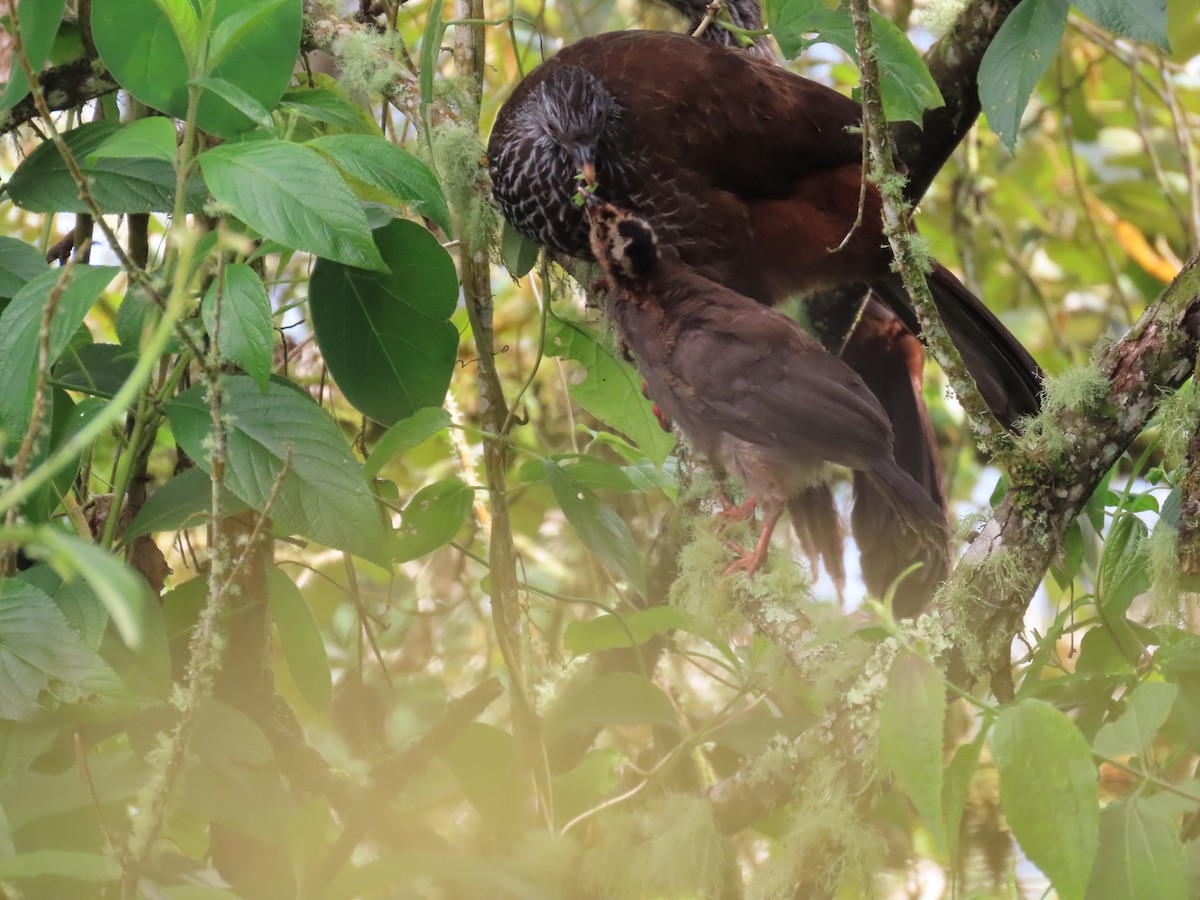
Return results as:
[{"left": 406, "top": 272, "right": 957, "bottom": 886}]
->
[{"left": 586, "top": 198, "right": 948, "bottom": 602}]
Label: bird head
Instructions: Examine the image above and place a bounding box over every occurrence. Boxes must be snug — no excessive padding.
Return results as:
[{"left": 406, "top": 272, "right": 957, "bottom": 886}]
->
[
  {"left": 586, "top": 197, "right": 659, "bottom": 283},
  {"left": 522, "top": 66, "right": 618, "bottom": 189}
]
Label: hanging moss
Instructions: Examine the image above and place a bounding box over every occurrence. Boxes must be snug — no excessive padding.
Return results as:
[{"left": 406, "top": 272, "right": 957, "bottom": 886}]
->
[{"left": 580, "top": 793, "right": 726, "bottom": 899}]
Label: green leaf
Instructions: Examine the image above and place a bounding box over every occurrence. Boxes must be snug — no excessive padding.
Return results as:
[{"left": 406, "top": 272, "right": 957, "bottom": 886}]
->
[
  {"left": 309, "top": 219, "right": 458, "bottom": 423},
  {"left": 706, "top": 714, "right": 815, "bottom": 757},
  {"left": 125, "top": 466, "right": 250, "bottom": 542},
  {"left": 978, "top": 0, "right": 1069, "bottom": 153},
  {"left": 0, "top": 579, "right": 126, "bottom": 720},
  {"left": 0, "top": 238, "right": 48, "bottom": 300},
  {"left": 544, "top": 672, "right": 678, "bottom": 738},
  {"left": 1086, "top": 796, "right": 1188, "bottom": 900},
  {"left": 1098, "top": 512, "right": 1150, "bottom": 616},
  {"left": 993, "top": 699, "right": 1099, "bottom": 900},
  {"left": 442, "top": 723, "right": 523, "bottom": 823},
  {"left": 0, "top": 264, "right": 119, "bottom": 446},
  {"left": 0, "top": 0, "right": 69, "bottom": 110},
  {"left": 765, "top": 0, "right": 837, "bottom": 60},
  {"left": 543, "top": 317, "right": 676, "bottom": 468},
  {"left": 563, "top": 606, "right": 686, "bottom": 654},
  {"left": 18, "top": 563, "right": 109, "bottom": 649},
  {"left": 7, "top": 121, "right": 208, "bottom": 214},
  {"left": 500, "top": 220, "right": 540, "bottom": 277},
  {"left": 91, "top": 0, "right": 301, "bottom": 138},
  {"left": 552, "top": 747, "right": 622, "bottom": 824},
  {"left": 865, "top": 12, "right": 945, "bottom": 124},
  {"left": 0, "top": 851, "right": 119, "bottom": 883},
  {"left": 364, "top": 407, "right": 451, "bottom": 480},
  {"left": 190, "top": 75, "right": 275, "bottom": 129},
  {"left": 0, "top": 720, "right": 56, "bottom": 788},
  {"left": 266, "top": 568, "right": 331, "bottom": 713},
  {"left": 55, "top": 344, "right": 133, "bottom": 399},
  {"left": 208, "top": 0, "right": 291, "bottom": 68},
  {"left": 150, "top": 0, "right": 201, "bottom": 57},
  {"left": 0, "top": 751, "right": 146, "bottom": 830},
  {"left": 393, "top": 478, "right": 474, "bottom": 563},
  {"left": 116, "top": 283, "right": 184, "bottom": 353},
  {"left": 1093, "top": 680, "right": 1179, "bottom": 757},
  {"left": 202, "top": 263, "right": 275, "bottom": 392},
  {"left": 877, "top": 651, "right": 946, "bottom": 849},
  {"left": 1073, "top": 0, "right": 1169, "bottom": 51},
  {"left": 279, "top": 86, "right": 371, "bottom": 130},
  {"left": 307, "top": 135, "right": 451, "bottom": 233},
  {"left": 199, "top": 140, "right": 386, "bottom": 270},
  {"left": 943, "top": 726, "right": 987, "bottom": 862},
  {"left": 545, "top": 460, "right": 646, "bottom": 595},
  {"left": 86, "top": 117, "right": 178, "bottom": 165},
  {"left": 165, "top": 376, "right": 390, "bottom": 564},
  {"left": 20, "top": 392, "right": 102, "bottom": 523},
  {"left": 519, "top": 455, "right": 640, "bottom": 493},
  {"left": 28, "top": 529, "right": 152, "bottom": 650}
]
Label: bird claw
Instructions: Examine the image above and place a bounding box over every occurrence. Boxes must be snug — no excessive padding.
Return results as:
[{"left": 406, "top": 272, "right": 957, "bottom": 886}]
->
[
  {"left": 716, "top": 497, "right": 757, "bottom": 523},
  {"left": 722, "top": 540, "right": 764, "bottom": 577}
]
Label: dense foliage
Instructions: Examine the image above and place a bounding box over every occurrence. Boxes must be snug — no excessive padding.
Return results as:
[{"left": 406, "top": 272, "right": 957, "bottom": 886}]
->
[{"left": 0, "top": 0, "right": 1198, "bottom": 897}]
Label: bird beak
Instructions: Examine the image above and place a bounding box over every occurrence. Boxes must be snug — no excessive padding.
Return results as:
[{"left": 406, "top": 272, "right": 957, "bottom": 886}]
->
[{"left": 581, "top": 161, "right": 597, "bottom": 188}]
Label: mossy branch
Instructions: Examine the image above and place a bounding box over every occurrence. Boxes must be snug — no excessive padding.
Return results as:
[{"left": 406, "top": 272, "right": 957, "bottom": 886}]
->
[{"left": 846, "top": 0, "right": 1010, "bottom": 453}]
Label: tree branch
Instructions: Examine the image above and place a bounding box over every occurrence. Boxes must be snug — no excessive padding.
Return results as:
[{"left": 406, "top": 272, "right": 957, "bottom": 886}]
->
[{"left": 0, "top": 58, "right": 119, "bottom": 137}]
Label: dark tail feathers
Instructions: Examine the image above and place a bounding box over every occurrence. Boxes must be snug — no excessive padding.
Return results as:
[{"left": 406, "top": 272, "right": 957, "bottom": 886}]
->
[
  {"left": 859, "top": 458, "right": 951, "bottom": 618},
  {"left": 876, "top": 263, "right": 1043, "bottom": 429},
  {"left": 787, "top": 485, "right": 845, "bottom": 602}
]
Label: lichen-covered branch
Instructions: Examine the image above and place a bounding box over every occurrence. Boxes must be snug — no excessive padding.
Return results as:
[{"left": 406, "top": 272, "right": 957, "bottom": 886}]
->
[
  {"left": 0, "top": 58, "right": 119, "bottom": 137},
  {"left": 949, "top": 255, "right": 1200, "bottom": 682}
]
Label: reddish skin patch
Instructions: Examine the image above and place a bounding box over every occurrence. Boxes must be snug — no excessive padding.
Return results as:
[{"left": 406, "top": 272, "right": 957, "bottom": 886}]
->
[{"left": 722, "top": 507, "right": 783, "bottom": 577}]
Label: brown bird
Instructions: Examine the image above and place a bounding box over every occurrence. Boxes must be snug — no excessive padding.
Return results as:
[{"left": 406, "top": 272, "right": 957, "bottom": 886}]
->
[
  {"left": 586, "top": 198, "right": 948, "bottom": 594},
  {"left": 488, "top": 31, "right": 1041, "bottom": 426}
]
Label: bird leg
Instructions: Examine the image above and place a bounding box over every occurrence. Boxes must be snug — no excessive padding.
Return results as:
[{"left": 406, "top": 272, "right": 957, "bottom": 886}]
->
[
  {"left": 723, "top": 505, "right": 783, "bottom": 577},
  {"left": 716, "top": 490, "right": 757, "bottom": 523}
]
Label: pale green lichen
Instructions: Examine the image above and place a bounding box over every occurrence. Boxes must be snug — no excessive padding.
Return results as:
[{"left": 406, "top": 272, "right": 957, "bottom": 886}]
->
[
  {"left": 1022, "top": 365, "right": 1110, "bottom": 455},
  {"left": 1154, "top": 380, "right": 1199, "bottom": 468},
  {"left": 920, "top": 0, "right": 971, "bottom": 39},
  {"left": 1148, "top": 522, "right": 1183, "bottom": 623},
  {"left": 580, "top": 793, "right": 725, "bottom": 899},
  {"left": 334, "top": 29, "right": 408, "bottom": 97},
  {"left": 428, "top": 117, "right": 497, "bottom": 256},
  {"left": 501, "top": 829, "right": 581, "bottom": 894},
  {"left": 747, "top": 755, "right": 883, "bottom": 899}
]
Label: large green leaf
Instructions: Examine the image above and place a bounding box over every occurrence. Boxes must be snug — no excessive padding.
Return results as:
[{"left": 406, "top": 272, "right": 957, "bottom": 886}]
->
[
  {"left": 443, "top": 723, "right": 523, "bottom": 823},
  {"left": 91, "top": 0, "right": 301, "bottom": 138},
  {"left": 266, "top": 569, "right": 331, "bottom": 713},
  {"left": 545, "top": 460, "right": 645, "bottom": 595},
  {"left": 764, "top": 1, "right": 941, "bottom": 123},
  {"left": 165, "top": 376, "right": 390, "bottom": 564},
  {"left": 85, "top": 117, "right": 178, "bottom": 165},
  {"left": 979, "top": 0, "right": 1070, "bottom": 153},
  {"left": 0, "top": 851, "right": 118, "bottom": 883},
  {"left": 563, "top": 606, "right": 686, "bottom": 654},
  {"left": 1073, "top": 0, "right": 1169, "bottom": 51},
  {"left": 1086, "top": 796, "right": 1187, "bottom": 900},
  {"left": 393, "top": 478, "right": 474, "bottom": 563},
  {"left": 309, "top": 219, "right": 458, "bottom": 424},
  {"left": 0, "top": 579, "right": 125, "bottom": 721},
  {"left": 363, "top": 407, "right": 451, "bottom": 480},
  {"left": 125, "top": 466, "right": 250, "bottom": 542},
  {"left": 1097, "top": 512, "right": 1150, "bottom": 616},
  {"left": 6, "top": 122, "right": 208, "bottom": 214},
  {"left": 202, "top": 263, "right": 274, "bottom": 392},
  {"left": 307, "top": 135, "right": 451, "bottom": 233},
  {"left": 1093, "top": 680, "right": 1178, "bottom": 757},
  {"left": 544, "top": 672, "right": 678, "bottom": 738},
  {"left": 543, "top": 317, "right": 676, "bottom": 468},
  {"left": 0, "top": 264, "right": 119, "bottom": 446},
  {"left": 0, "top": 238, "right": 48, "bottom": 300},
  {"left": 199, "top": 140, "right": 386, "bottom": 270},
  {"left": 0, "top": 0, "right": 69, "bottom": 110},
  {"left": 877, "top": 651, "right": 946, "bottom": 849},
  {"left": 994, "top": 699, "right": 1099, "bottom": 900}
]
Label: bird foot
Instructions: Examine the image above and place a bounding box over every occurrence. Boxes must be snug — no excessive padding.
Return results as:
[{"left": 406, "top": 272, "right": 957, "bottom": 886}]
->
[
  {"left": 716, "top": 496, "right": 757, "bottom": 523},
  {"left": 722, "top": 540, "right": 765, "bottom": 577}
]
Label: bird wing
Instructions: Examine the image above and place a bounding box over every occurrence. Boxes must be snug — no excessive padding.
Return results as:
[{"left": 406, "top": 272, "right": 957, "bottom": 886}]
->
[{"left": 659, "top": 275, "right": 896, "bottom": 468}]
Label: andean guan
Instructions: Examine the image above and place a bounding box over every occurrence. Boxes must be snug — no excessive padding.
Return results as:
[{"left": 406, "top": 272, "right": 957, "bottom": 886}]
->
[
  {"left": 651, "top": 0, "right": 953, "bottom": 607},
  {"left": 585, "top": 197, "right": 949, "bottom": 582},
  {"left": 487, "top": 29, "right": 1042, "bottom": 605}
]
